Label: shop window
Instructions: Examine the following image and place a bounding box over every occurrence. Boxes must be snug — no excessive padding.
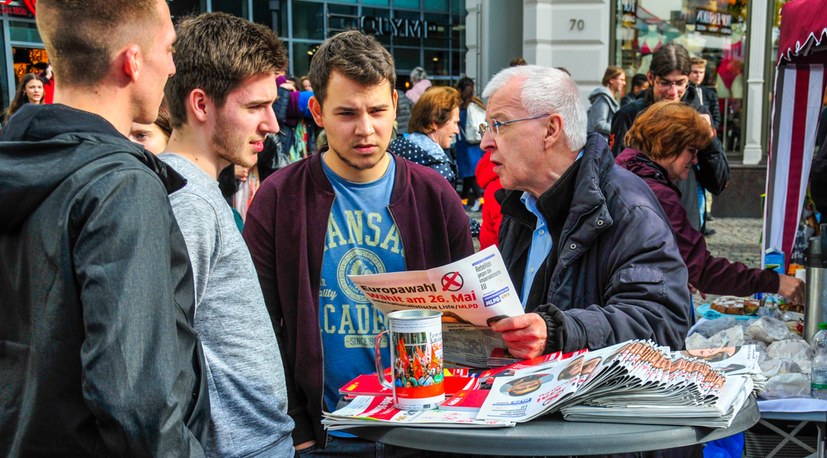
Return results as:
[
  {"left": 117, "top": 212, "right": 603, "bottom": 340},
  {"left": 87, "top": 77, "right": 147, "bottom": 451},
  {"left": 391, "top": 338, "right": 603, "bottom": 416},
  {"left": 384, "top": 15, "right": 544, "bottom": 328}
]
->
[
  {"left": 451, "top": 50, "right": 462, "bottom": 76},
  {"left": 9, "top": 22, "right": 40, "bottom": 43},
  {"left": 210, "top": 0, "right": 247, "bottom": 18},
  {"left": 169, "top": 0, "right": 200, "bottom": 20},
  {"left": 11, "top": 47, "right": 48, "bottom": 99},
  {"left": 293, "top": 1, "right": 326, "bottom": 40},
  {"left": 423, "top": 13, "right": 449, "bottom": 48},
  {"left": 253, "top": 1, "right": 275, "bottom": 28},
  {"left": 277, "top": 0, "right": 289, "bottom": 36},
  {"left": 363, "top": 0, "right": 390, "bottom": 6},
  {"left": 293, "top": 42, "right": 322, "bottom": 78},
  {"left": 361, "top": 8, "right": 391, "bottom": 45},
  {"left": 394, "top": 47, "right": 421, "bottom": 78},
  {"left": 394, "top": 0, "right": 421, "bottom": 9},
  {"left": 328, "top": 4, "right": 358, "bottom": 37},
  {"left": 451, "top": 0, "right": 463, "bottom": 15},
  {"left": 451, "top": 15, "right": 463, "bottom": 45},
  {"left": 614, "top": 0, "right": 749, "bottom": 154},
  {"left": 392, "top": 10, "right": 423, "bottom": 47},
  {"left": 423, "top": 0, "right": 448, "bottom": 12},
  {"left": 0, "top": 35, "right": 8, "bottom": 110},
  {"left": 424, "top": 49, "right": 447, "bottom": 76}
]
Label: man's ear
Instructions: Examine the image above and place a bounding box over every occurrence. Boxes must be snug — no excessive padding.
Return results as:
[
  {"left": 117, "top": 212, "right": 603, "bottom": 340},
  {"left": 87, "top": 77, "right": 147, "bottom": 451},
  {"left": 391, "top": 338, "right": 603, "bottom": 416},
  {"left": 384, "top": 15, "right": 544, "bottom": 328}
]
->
[
  {"left": 121, "top": 45, "right": 141, "bottom": 82},
  {"left": 392, "top": 88, "right": 399, "bottom": 115},
  {"left": 309, "top": 96, "right": 324, "bottom": 128},
  {"left": 543, "top": 113, "right": 564, "bottom": 149},
  {"left": 188, "top": 88, "right": 210, "bottom": 123},
  {"left": 647, "top": 72, "right": 655, "bottom": 87}
]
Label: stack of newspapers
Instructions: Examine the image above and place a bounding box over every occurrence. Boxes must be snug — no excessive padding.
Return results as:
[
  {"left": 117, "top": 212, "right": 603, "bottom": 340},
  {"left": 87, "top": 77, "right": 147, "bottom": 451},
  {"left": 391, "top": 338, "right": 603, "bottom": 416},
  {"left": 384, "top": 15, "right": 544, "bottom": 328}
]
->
[
  {"left": 323, "top": 340, "right": 760, "bottom": 430},
  {"left": 323, "top": 395, "right": 516, "bottom": 430}
]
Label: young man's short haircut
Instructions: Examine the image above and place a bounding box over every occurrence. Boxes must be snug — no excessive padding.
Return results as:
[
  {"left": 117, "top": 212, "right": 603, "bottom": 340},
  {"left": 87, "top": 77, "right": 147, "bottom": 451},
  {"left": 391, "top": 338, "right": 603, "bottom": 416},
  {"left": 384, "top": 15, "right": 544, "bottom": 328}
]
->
[
  {"left": 649, "top": 43, "right": 692, "bottom": 78},
  {"left": 690, "top": 57, "right": 708, "bottom": 67},
  {"left": 309, "top": 30, "right": 396, "bottom": 107},
  {"left": 36, "top": 0, "right": 158, "bottom": 88},
  {"left": 165, "top": 12, "right": 287, "bottom": 129},
  {"left": 631, "top": 73, "right": 648, "bottom": 89}
]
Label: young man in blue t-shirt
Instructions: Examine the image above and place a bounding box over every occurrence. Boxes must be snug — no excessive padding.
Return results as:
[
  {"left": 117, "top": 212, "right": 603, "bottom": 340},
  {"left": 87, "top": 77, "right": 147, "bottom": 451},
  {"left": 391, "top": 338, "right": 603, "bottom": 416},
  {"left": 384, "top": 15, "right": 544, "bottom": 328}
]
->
[{"left": 243, "top": 30, "right": 474, "bottom": 455}]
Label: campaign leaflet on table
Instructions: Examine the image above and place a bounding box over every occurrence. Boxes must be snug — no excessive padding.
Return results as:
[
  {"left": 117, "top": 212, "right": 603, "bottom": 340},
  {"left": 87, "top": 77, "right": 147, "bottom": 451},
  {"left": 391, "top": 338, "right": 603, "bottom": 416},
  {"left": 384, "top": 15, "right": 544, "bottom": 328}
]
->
[{"left": 349, "top": 245, "right": 524, "bottom": 328}]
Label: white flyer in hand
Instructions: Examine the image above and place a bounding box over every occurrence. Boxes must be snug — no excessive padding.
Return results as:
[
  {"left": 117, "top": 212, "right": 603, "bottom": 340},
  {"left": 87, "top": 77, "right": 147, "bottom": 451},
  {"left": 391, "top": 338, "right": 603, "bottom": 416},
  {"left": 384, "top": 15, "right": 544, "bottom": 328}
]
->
[{"left": 349, "top": 246, "right": 523, "bottom": 327}]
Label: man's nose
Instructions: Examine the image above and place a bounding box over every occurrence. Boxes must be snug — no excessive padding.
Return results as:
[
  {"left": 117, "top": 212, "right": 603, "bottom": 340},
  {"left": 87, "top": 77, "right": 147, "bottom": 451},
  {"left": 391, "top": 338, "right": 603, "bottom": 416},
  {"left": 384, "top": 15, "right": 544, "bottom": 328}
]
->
[
  {"left": 264, "top": 105, "right": 279, "bottom": 135},
  {"left": 355, "top": 113, "right": 374, "bottom": 136},
  {"left": 480, "top": 129, "right": 495, "bottom": 151}
]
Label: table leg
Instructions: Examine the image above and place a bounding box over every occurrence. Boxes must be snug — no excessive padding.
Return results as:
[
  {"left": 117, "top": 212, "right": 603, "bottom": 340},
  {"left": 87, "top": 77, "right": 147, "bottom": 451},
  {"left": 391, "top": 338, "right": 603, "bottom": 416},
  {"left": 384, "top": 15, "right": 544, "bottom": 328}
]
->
[{"left": 758, "top": 419, "right": 816, "bottom": 457}]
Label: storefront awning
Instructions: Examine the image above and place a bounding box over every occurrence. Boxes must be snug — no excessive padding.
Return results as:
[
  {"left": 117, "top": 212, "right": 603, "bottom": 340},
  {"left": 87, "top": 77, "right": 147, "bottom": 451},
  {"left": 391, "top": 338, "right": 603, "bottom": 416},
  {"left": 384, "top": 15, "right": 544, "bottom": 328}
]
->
[
  {"left": 763, "top": 0, "right": 827, "bottom": 268},
  {"left": 777, "top": 0, "right": 827, "bottom": 65}
]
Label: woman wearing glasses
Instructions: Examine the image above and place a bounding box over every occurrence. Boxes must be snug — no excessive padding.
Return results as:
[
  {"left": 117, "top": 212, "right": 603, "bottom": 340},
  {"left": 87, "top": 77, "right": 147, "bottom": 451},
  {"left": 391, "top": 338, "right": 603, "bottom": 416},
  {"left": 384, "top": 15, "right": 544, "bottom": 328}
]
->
[{"left": 615, "top": 102, "right": 804, "bottom": 304}]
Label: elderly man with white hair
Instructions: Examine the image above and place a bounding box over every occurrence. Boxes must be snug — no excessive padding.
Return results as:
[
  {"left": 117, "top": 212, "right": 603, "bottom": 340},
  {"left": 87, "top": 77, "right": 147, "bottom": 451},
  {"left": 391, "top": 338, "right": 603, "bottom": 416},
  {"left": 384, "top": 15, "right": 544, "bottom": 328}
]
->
[{"left": 483, "top": 65, "right": 691, "bottom": 359}]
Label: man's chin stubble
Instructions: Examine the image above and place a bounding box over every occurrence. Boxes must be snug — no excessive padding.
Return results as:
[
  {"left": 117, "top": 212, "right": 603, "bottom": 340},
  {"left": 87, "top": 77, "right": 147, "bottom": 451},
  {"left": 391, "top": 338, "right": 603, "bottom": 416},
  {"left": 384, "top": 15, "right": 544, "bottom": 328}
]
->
[{"left": 334, "top": 149, "right": 382, "bottom": 171}]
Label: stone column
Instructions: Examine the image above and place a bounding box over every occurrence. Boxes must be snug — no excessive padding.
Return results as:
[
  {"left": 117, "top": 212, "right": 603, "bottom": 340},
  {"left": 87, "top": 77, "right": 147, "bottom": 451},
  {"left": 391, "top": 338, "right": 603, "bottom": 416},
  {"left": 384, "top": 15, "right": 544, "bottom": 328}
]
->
[
  {"left": 742, "top": 0, "right": 769, "bottom": 165},
  {"left": 522, "top": 0, "right": 611, "bottom": 103}
]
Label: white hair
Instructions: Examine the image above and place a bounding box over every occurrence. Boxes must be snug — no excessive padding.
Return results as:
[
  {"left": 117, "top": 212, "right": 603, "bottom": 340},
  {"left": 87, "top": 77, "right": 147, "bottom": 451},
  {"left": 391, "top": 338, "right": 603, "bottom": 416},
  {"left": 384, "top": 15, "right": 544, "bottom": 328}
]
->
[
  {"left": 410, "top": 67, "right": 428, "bottom": 85},
  {"left": 482, "top": 65, "right": 587, "bottom": 151}
]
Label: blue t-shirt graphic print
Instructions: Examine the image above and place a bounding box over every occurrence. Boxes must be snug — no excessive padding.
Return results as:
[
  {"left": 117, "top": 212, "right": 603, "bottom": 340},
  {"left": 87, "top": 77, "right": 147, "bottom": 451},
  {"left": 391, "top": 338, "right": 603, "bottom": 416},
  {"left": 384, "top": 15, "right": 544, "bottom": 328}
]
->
[{"left": 319, "top": 157, "right": 406, "bottom": 414}]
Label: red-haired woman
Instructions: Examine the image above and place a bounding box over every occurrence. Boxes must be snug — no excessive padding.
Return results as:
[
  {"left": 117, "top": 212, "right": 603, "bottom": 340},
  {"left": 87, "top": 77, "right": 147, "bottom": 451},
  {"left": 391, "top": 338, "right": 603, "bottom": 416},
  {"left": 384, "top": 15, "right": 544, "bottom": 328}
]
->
[{"left": 615, "top": 101, "right": 803, "bottom": 303}]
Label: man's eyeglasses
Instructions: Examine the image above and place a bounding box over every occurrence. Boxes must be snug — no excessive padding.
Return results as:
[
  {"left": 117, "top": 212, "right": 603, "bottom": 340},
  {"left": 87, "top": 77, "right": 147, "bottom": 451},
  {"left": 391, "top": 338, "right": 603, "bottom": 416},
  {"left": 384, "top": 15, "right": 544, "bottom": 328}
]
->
[
  {"left": 478, "top": 113, "right": 550, "bottom": 138},
  {"left": 654, "top": 78, "right": 689, "bottom": 89}
]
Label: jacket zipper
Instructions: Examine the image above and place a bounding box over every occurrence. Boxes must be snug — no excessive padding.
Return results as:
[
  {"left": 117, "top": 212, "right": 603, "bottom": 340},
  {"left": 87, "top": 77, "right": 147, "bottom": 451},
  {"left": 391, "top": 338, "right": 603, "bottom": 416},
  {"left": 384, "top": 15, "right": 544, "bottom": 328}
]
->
[{"left": 320, "top": 194, "right": 333, "bottom": 449}]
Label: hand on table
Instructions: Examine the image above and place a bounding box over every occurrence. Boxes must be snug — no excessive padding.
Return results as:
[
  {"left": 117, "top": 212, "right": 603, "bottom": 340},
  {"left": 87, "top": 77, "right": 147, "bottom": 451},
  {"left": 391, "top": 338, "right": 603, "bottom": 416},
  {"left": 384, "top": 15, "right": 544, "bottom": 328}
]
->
[
  {"left": 778, "top": 274, "right": 805, "bottom": 305},
  {"left": 490, "top": 313, "right": 548, "bottom": 359},
  {"left": 689, "top": 283, "right": 707, "bottom": 300},
  {"left": 295, "top": 440, "right": 315, "bottom": 451}
]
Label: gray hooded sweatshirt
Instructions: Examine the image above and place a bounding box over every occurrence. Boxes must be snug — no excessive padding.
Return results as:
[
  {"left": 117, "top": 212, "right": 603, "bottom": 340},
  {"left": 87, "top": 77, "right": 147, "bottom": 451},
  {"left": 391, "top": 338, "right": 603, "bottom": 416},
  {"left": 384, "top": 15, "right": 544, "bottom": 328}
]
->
[{"left": 587, "top": 86, "right": 620, "bottom": 138}]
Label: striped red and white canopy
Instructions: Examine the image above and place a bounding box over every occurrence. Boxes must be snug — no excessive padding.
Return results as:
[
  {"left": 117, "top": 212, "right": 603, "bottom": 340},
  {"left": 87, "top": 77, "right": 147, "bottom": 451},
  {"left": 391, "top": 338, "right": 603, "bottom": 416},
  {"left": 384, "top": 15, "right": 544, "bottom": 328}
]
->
[{"left": 762, "top": 0, "right": 827, "bottom": 267}]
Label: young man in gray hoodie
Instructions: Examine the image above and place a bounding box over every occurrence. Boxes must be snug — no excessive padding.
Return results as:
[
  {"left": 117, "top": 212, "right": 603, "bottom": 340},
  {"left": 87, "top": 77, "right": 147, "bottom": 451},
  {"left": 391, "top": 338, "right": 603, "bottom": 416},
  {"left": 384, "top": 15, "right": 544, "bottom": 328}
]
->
[{"left": 160, "top": 12, "right": 294, "bottom": 457}]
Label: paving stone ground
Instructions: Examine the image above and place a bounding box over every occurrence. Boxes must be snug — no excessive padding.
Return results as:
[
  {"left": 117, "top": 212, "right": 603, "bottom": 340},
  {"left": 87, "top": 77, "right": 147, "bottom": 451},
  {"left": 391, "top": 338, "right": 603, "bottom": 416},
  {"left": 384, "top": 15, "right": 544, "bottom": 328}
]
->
[
  {"left": 702, "top": 217, "right": 764, "bottom": 267},
  {"left": 468, "top": 211, "right": 766, "bottom": 310},
  {"left": 469, "top": 209, "right": 765, "bottom": 269}
]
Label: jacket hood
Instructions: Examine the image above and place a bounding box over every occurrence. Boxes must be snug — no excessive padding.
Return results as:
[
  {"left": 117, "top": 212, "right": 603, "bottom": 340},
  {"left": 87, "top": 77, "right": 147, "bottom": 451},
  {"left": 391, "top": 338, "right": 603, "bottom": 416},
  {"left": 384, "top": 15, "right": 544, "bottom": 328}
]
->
[
  {"left": 406, "top": 79, "right": 432, "bottom": 104},
  {"left": 475, "top": 151, "right": 499, "bottom": 188},
  {"left": 0, "top": 104, "right": 184, "bottom": 232},
  {"left": 588, "top": 86, "right": 619, "bottom": 111}
]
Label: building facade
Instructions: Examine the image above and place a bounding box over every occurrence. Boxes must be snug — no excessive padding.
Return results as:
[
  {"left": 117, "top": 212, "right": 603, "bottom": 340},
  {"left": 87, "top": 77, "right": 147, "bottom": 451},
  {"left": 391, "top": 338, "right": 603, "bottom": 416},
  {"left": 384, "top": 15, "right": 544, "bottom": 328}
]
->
[
  {"left": 168, "top": 0, "right": 466, "bottom": 88},
  {"left": 0, "top": 0, "right": 465, "bottom": 114},
  {"left": 1, "top": 0, "right": 793, "bottom": 165},
  {"left": 466, "top": 0, "right": 794, "bottom": 165}
]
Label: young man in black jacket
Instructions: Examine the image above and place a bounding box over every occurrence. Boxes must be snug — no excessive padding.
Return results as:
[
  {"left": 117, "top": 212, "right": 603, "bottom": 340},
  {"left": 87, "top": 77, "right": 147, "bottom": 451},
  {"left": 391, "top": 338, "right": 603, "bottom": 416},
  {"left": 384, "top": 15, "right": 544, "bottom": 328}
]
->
[{"left": 0, "top": 1, "right": 210, "bottom": 455}]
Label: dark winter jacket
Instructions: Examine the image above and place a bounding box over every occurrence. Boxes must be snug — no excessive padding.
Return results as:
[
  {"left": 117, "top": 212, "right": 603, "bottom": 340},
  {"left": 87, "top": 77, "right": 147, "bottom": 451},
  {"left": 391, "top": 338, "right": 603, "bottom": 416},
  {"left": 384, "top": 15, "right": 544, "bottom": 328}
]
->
[
  {"left": 395, "top": 92, "right": 413, "bottom": 135},
  {"left": 683, "top": 84, "right": 722, "bottom": 129},
  {"left": 0, "top": 104, "right": 210, "bottom": 456},
  {"left": 498, "top": 134, "right": 691, "bottom": 354},
  {"left": 610, "top": 91, "right": 730, "bottom": 229},
  {"left": 616, "top": 148, "right": 779, "bottom": 296},
  {"left": 811, "top": 140, "right": 827, "bottom": 216},
  {"left": 243, "top": 152, "right": 474, "bottom": 447}
]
